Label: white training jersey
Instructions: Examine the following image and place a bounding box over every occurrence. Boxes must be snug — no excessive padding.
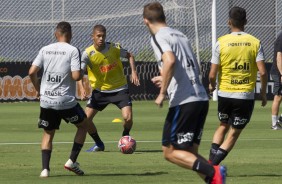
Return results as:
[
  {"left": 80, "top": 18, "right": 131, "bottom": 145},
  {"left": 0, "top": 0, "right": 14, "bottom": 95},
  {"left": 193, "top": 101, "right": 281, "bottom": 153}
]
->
[
  {"left": 32, "top": 42, "right": 81, "bottom": 110},
  {"left": 150, "top": 27, "right": 208, "bottom": 107}
]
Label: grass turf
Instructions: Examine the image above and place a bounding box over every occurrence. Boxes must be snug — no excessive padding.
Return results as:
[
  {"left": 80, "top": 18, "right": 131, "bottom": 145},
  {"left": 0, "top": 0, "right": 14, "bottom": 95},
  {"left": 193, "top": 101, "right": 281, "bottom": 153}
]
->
[{"left": 0, "top": 100, "right": 282, "bottom": 184}]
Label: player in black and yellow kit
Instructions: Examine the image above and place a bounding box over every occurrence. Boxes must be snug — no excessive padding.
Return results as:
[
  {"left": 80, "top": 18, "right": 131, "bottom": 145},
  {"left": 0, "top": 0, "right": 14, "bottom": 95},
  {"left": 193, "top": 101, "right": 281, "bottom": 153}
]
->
[
  {"left": 79, "top": 25, "right": 140, "bottom": 152},
  {"left": 209, "top": 7, "right": 267, "bottom": 165}
]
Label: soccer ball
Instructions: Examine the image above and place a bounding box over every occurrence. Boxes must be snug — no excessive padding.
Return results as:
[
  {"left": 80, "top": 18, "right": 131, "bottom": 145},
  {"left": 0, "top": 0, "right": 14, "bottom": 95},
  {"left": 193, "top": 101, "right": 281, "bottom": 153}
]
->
[{"left": 118, "top": 136, "right": 136, "bottom": 154}]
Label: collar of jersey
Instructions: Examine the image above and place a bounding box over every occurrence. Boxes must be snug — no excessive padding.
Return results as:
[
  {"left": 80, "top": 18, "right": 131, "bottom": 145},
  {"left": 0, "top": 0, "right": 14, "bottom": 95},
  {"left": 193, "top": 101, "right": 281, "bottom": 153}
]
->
[{"left": 230, "top": 31, "right": 246, "bottom": 35}]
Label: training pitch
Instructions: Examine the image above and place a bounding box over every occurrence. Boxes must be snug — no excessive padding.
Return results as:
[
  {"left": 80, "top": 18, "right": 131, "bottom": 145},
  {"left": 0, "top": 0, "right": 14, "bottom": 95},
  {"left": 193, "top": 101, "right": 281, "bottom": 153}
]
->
[{"left": 0, "top": 100, "right": 281, "bottom": 184}]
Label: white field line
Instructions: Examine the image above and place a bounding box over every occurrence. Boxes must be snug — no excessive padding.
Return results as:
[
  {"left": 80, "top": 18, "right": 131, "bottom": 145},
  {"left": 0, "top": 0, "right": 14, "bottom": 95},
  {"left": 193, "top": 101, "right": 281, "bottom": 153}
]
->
[{"left": 0, "top": 138, "right": 281, "bottom": 145}]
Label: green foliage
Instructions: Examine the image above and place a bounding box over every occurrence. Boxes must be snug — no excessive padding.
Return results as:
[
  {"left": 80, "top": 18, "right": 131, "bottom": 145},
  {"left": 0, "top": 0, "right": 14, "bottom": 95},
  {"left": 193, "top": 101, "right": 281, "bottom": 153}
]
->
[{"left": 0, "top": 101, "right": 282, "bottom": 183}]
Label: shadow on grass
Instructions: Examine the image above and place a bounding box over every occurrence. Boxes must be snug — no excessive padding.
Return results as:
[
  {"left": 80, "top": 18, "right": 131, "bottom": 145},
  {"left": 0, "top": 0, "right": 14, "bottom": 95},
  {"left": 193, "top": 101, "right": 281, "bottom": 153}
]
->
[
  {"left": 134, "top": 150, "right": 163, "bottom": 153},
  {"left": 228, "top": 174, "right": 282, "bottom": 177},
  {"left": 54, "top": 171, "right": 168, "bottom": 177}
]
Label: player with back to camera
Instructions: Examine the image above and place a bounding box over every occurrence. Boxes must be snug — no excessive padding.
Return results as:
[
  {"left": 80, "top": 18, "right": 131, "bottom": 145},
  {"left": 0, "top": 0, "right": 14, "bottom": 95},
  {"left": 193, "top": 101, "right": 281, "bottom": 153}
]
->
[
  {"left": 143, "top": 2, "right": 226, "bottom": 184},
  {"left": 78, "top": 24, "right": 140, "bottom": 152},
  {"left": 29, "top": 21, "right": 88, "bottom": 177},
  {"left": 270, "top": 31, "right": 282, "bottom": 130},
  {"left": 208, "top": 6, "right": 267, "bottom": 165}
]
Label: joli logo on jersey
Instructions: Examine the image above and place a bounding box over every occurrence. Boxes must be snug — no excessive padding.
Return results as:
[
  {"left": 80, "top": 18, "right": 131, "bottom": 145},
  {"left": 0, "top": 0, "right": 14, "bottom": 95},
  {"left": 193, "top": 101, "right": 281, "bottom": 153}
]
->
[
  {"left": 233, "top": 62, "right": 249, "bottom": 71},
  {"left": 47, "top": 74, "right": 62, "bottom": 83}
]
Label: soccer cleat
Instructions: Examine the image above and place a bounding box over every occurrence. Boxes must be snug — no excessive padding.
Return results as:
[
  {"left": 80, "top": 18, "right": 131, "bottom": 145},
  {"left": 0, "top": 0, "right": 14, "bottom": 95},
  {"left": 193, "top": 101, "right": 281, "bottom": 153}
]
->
[
  {"left": 86, "top": 143, "right": 105, "bottom": 152},
  {"left": 272, "top": 121, "right": 282, "bottom": 130},
  {"left": 209, "top": 165, "right": 227, "bottom": 184},
  {"left": 64, "top": 159, "right": 84, "bottom": 176},
  {"left": 40, "top": 169, "right": 50, "bottom": 178}
]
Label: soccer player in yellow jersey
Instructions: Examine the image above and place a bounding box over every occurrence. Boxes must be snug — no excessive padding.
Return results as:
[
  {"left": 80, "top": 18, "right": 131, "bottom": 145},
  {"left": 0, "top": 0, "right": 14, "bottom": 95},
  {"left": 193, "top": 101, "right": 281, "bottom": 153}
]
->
[
  {"left": 79, "top": 25, "right": 140, "bottom": 152},
  {"left": 209, "top": 7, "right": 267, "bottom": 165}
]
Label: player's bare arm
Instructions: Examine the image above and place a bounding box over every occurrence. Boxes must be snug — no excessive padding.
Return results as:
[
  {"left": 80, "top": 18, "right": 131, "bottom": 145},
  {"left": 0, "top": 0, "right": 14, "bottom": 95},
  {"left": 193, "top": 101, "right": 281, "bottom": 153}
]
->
[
  {"left": 208, "top": 63, "right": 218, "bottom": 93},
  {"left": 72, "top": 70, "right": 84, "bottom": 81},
  {"left": 127, "top": 52, "right": 140, "bottom": 86},
  {"left": 257, "top": 60, "right": 268, "bottom": 106},
  {"left": 155, "top": 51, "right": 175, "bottom": 108},
  {"left": 77, "top": 80, "right": 87, "bottom": 100},
  {"left": 277, "top": 52, "right": 282, "bottom": 82},
  {"left": 28, "top": 65, "right": 41, "bottom": 98}
]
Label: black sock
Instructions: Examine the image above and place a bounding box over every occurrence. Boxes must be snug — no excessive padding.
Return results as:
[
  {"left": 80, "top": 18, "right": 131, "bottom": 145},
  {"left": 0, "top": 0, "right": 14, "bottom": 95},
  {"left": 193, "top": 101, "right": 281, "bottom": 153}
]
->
[
  {"left": 209, "top": 143, "right": 220, "bottom": 161},
  {"left": 192, "top": 159, "right": 215, "bottom": 181},
  {"left": 90, "top": 132, "right": 103, "bottom": 144},
  {"left": 42, "top": 149, "right": 52, "bottom": 171},
  {"left": 122, "top": 128, "right": 130, "bottom": 136},
  {"left": 70, "top": 142, "right": 83, "bottom": 163},
  {"left": 212, "top": 148, "right": 228, "bottom": 165}
]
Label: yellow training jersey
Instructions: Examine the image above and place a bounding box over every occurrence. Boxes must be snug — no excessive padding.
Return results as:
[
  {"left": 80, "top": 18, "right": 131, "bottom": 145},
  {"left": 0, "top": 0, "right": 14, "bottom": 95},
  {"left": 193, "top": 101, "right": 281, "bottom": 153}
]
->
[
  {"left": 85, "top": 42, "right": 127, "bottom": 91},
  {"left": 218, "top": 33, "right": 260, "bottom": 92}
]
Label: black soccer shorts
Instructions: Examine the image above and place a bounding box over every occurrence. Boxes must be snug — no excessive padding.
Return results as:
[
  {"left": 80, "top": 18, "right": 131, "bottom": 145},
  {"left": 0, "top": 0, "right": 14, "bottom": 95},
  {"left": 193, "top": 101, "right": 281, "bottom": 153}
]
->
[
  {"left": 218, "top": 96, "right": 255, "bottom": 129},
  {"left": 162, "top": 101, "right": 209, "bottom": 150},
  {"left": 271, "top": 73, "right": 282, "bottom": 95},
  {"left": 38, "top": 103, "right": 86, "bottom": 130},
  {"left": 86, "top": 89, "right": 132, "bottom": 111}
]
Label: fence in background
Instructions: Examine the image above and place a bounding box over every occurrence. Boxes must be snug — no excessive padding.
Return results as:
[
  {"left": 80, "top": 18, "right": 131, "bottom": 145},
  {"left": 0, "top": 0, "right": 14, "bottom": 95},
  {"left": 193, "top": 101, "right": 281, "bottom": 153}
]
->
[{"left": 0, "top": 0, "right": 280, "bottom": 63}]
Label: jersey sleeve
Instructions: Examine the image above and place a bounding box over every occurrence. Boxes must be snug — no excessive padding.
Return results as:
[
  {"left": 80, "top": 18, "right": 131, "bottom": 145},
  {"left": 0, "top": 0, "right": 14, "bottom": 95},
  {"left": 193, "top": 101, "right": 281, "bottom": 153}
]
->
[
  {"left": 81, "top": 50, "right": 89, "bottom": 70},
  {"left": 153, "top": 34, "right": 172, "bottom": 54},
  {"left": 256, "top": 43, "right": 265, "bottom": 62},
  {"left": 120, "top": 48, "right": 128, "bottom": 58},
  {"left": 113, "top": 43, "right": 128, "bottom": 58},
  {"left": 210, "top": 41, "right": 220, "bottom": 64},
  {"left": 276, "top": 33, "right": 282, "bottom": 53},
  {"left": 71, "top": 48, "right": 81, "bottom": 72},
  {"left": 32, "top": 48, "right": 44, "bottom": 68}
]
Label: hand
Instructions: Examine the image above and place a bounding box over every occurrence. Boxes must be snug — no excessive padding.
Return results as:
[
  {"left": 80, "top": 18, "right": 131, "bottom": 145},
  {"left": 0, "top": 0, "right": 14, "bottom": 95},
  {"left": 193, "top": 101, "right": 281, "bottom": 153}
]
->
[
  {"left": 209, "top": 83, "right": 216, "bottom": 93},
  {"left": 260, "top": 92, "right": 267, "bottom": 107},
  {"left": 35, "top": 91, "right": 40, "bottom": 100},
  {"left": 151, "top": 76, "right": 162, "bottom": 88},
  {"left": 80, "top": 88, "right": 87, "bottom": 101},
  {"left": 130, "top": 72, "right": 140, "bottom": 86},
  {"left": 155, "top": 93, "right": 166, "bottom": 108}
]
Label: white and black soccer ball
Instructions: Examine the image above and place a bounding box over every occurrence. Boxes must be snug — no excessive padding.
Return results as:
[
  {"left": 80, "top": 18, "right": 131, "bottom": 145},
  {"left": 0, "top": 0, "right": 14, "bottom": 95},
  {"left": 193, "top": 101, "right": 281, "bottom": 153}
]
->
[{"left": 118, "top": 136, "right": 136, "bottom": 154}]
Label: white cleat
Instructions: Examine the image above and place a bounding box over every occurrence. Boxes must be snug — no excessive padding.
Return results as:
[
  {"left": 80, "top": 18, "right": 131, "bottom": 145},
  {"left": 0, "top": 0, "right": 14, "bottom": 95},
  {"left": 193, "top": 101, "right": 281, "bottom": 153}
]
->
[
  {"left": 64, "top": 159, "right": 84, "bottom": 176},
  {"left": 271, "top": 122, "right": 282, "bottom": 130},
  {"left": 40, "top": 169, "right": 50, "bottom": 178}
]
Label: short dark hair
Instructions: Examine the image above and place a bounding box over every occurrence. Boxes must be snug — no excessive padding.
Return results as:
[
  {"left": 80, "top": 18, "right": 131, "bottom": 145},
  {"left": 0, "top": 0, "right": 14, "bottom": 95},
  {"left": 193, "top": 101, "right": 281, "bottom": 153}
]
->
[
  {"left": 93, "top": 24, "right": 106, "bottom": 33},
  {"left": 143, "top": 2, "right": 166, "bottom": 23},
  {"left": 56, "top": 21, "right": 72, "bottom": 35},
  {"left": 229, "top": 6, "right": 247, "bottom": 28}
]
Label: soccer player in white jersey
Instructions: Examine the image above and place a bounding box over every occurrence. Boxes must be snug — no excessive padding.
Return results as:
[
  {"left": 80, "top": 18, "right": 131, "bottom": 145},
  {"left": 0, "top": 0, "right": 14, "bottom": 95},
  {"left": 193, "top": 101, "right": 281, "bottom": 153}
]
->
[
  {"left": 143, "top": 2, "right": 226, "bottom": 184},
  {"left": 29, "top": 21, "right": 88, "bottom": 177},
  {"left": 208, "top": 7, "right": 267, "bottom": 166}
]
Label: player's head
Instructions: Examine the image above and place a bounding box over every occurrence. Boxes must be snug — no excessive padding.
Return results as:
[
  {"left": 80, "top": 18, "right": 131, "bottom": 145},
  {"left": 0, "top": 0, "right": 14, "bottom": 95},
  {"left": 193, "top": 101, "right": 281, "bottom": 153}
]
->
[
  {"left": 143, "top": 2, "right": 166, "bottom": 34},
  {"left": 228, "top": 6, "right": 247, "bottom": 30},
  {"left": 55, "top": 21, "right": 72, "bottom": 43},
  {"left": 92, "top": 24, "right": 106, "bottom": 48}
]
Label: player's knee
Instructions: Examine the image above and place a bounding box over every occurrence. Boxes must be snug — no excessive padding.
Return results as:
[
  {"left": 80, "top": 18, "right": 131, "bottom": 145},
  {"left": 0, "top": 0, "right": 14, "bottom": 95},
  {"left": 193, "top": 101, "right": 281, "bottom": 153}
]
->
[{"left": 123, "top": 113, "right": 132, "bottom": 123}]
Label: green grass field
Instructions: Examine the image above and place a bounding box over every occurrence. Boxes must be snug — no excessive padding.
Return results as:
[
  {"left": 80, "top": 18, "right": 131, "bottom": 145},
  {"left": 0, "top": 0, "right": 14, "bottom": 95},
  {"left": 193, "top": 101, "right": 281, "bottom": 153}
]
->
[{"left": 0, "top": 100, "right": 282, "bottom": 184}]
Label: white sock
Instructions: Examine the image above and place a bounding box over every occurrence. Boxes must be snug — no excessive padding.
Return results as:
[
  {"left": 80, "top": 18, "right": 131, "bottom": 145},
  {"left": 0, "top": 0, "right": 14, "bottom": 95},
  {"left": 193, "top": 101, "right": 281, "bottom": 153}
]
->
[{"left": 272, "top": 115, "right": 278, "bottom": 127}]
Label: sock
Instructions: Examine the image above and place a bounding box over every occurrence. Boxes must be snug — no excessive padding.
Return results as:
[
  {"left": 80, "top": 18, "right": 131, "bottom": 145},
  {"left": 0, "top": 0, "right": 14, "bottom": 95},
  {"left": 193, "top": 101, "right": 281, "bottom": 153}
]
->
[
  {"left": 90, "top": 132, "right": 103, "bottom": 145},
  {"left": 122, "top": 127, "right": 130, "bottom": 136},
  {"left": 212, "top": 148, "right": 228, "bottom": 165},
  {"left": 209, "top": 143, "right": 220, "bottom": 162},
  {"left": 42, "top": 149, "right": 52, "bottom": 170},
  {"left": 272, "top": 115, "right": 278, "bottom": 127},
  {"left": 69, "top": 142, "right": 83, "bottom": 163},
  {"left": 192, "top": 159, "right": 215, "bottom": 182}
]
